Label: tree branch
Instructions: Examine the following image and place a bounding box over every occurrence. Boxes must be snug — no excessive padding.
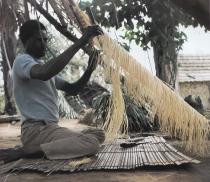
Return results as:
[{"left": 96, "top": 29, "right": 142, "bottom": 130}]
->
[
  {"left": 171, "top": 0, "right": 210, "bottom": 30},
  {"left": 28, "top": 0, "right": 93, "bottom": 55}
]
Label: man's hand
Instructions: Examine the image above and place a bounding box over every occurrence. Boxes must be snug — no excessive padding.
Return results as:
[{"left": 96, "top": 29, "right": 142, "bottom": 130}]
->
[
  {"left": 59, "top": 50, "right": 101, "bottom": 96},
  {"left": 87, "top": 50, "right": 100, "bottom": 72},
  {"left": 81, "top": 25, "right": 103, "bottom": 44}
]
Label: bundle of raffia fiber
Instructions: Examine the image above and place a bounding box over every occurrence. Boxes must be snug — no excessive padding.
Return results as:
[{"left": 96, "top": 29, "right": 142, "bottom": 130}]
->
[{"left": 47, "top": 0, "right": 209, "bottom": 155}]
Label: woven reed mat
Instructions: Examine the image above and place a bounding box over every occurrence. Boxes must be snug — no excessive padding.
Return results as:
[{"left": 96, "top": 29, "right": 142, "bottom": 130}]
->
[{"left": 0, "top": 136, "right": 200, "bottom": 174}]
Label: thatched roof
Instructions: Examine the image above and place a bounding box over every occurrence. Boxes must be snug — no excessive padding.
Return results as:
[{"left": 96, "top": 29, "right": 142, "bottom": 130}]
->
[{"left": 177, "top": 55, "right": 210, "bottom": 82}]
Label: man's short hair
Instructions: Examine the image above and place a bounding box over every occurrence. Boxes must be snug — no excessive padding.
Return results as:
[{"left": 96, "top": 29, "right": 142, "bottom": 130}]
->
[{"left": 19, "top": 20, "right": 46, "bottom": 45}]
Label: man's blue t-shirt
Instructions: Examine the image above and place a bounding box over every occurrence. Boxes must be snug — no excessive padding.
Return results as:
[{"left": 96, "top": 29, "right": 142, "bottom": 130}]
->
[{"left": 12, "top": 53, "right": 65, "bottom": 124}]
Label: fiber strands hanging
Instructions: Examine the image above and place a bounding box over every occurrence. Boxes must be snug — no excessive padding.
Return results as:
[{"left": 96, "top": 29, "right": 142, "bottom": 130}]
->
[{"left": 48, "top": 0, "right": 209, "bottom": 155}]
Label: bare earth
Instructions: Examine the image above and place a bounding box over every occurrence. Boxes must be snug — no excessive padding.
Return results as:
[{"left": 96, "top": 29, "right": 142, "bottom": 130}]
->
[{"left": 0, "top": 120, "right": 210, "bottom": 182}]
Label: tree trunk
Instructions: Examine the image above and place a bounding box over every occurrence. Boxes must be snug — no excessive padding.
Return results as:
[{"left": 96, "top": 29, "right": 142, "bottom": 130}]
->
[
  {"left": 153, "top": 42, "right": 177, "bottom": 88},
  {"left": 0, "top": 32, "right": 17, "bottom": 115},
  {"left": 149, "top": 2, "right": 178, "bottom": 88},
  {"left": 151, "top": 23, "right": 178, "bottom": 88}
]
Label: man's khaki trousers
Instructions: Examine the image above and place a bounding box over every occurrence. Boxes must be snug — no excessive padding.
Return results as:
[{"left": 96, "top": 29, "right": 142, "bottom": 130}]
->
[{"left": 21, "top": 121, "right": 105, "bottom": 160}]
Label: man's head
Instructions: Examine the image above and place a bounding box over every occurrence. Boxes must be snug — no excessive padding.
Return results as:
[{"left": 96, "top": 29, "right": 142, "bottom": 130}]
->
[{"left": 19, "top": 20, "right": 47, "bottom": 58}]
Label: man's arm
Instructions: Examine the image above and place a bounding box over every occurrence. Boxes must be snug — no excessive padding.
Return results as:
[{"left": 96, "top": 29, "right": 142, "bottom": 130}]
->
[
  {"left": 56, "top": 50, "right": 99, "bottom": 96},
  {"left": 30, "top": 26, "right": 103, "bottom": 81}
]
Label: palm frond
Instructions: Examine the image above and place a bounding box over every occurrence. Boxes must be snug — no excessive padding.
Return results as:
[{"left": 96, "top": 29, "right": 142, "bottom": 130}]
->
[
  {"left": 65, "top": 95, "right": 86, "bottom": 114},
  {"left": 79, "top": 81, "right": 109, "bottom": 107},
  {"left": 93, "top": 92, "right": 154, "bottom": 133},
  {"left": 0, "top": 0, "right": 26, "bottom": 32},
  {"left": 58, "top": 91, "right": 78, "bottom": 119},
  {"left": 48, "top": 0, "right": 67, "bottom": 26}
]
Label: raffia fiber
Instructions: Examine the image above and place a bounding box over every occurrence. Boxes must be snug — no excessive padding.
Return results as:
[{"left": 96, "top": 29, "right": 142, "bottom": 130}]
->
[
  {"left": 53, "top": 0, "right": 209, "bottom": 155},
  {"left": 68, "top": 157, "right": 92, "bottom": 168}
]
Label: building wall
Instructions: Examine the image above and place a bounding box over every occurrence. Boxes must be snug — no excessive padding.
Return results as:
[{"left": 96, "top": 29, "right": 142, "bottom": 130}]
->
[{"left": 178, "top": 81, "right": 210, "bottom": 109}]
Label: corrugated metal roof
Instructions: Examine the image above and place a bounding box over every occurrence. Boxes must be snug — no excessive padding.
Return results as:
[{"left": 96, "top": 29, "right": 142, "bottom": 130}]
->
[{"left": 177, "top": 55, "right": 210, "bottom": 82}]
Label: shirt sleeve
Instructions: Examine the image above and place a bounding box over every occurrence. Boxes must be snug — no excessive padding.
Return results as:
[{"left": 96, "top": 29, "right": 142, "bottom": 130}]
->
[
  {"left": 13, "top": 54, "right": 39, "bottom": 80},
  {"left": 55, "top": 76, "right": 68, "bottom": 90}
]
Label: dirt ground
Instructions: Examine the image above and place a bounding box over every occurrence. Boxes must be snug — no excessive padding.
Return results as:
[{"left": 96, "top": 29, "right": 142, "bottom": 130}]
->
[{"left": 0, "top": 120, "right": 210, "bottom": 182}]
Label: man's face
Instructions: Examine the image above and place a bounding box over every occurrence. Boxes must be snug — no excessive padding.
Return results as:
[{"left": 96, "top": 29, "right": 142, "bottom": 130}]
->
[{"left": 25, "top": 30, "right": 48, "bottom": 58}]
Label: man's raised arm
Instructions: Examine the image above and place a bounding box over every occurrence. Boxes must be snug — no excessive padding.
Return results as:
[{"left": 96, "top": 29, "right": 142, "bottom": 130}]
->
[
  {"left": 30, "top": 26, "right": 103, "bottom": 81},
  {"left": 56, "top": 50, "right": 100, "bottom": 96}
]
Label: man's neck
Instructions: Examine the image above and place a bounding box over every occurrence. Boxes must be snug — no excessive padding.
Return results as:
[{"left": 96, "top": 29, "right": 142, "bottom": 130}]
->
[
  {"left": 24, "top": 51, "right": 43, "bottom": 64},
  {"left": 25, "top": 50, "right": 39, "bottom": 59}
]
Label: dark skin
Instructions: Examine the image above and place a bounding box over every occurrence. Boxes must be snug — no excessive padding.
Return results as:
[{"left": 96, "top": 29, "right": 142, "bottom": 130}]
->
[
  {"left": 24, "top": 25, "right": 103, "bottom": 95},
  {"left": 0, "top": 26, "right": 105, "bottom": 161}
]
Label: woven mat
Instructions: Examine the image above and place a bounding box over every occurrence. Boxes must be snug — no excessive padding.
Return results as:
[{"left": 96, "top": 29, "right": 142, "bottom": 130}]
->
[{"left": 0, "top": 136, "right": 200, "bottom": 174}]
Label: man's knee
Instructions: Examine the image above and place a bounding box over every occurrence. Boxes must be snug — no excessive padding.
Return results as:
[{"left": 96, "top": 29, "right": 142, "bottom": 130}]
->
[
  {"left": 88, "top": 139, "right": 100, "bottom": 155},
  {"left": 82, "top": 134, "right": 100, "bottom": 155},
  {"left": 97, "top": 130, "right": 105, "bottom": 144},
  {"left": 82, "top": 128, "right": 105, "bottom": 144}
]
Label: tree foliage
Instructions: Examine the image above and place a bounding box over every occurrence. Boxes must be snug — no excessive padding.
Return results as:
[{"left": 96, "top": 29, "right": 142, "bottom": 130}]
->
[
  {"left": 80, "top": 0, "right": 196, "bottom": 49},
  {"left": 93, "top": 92, "right": 155, "bottom": 132},
  {"left": 80, "top": 0, "right": 199, "bottom": 87}
]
